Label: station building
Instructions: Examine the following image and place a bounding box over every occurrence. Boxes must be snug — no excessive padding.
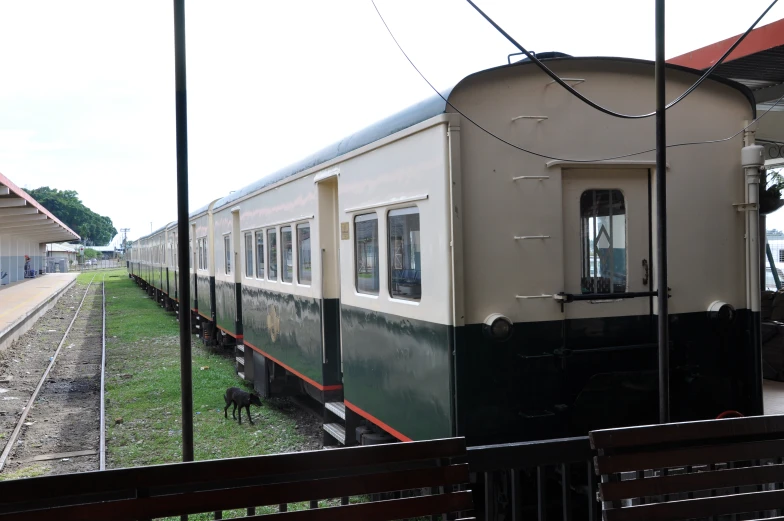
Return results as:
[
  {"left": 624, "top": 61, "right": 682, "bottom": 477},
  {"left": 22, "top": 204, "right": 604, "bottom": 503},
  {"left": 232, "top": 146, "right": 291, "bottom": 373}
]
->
[{"left": 0, "top": 173, "right": 80, "bottom": 285}]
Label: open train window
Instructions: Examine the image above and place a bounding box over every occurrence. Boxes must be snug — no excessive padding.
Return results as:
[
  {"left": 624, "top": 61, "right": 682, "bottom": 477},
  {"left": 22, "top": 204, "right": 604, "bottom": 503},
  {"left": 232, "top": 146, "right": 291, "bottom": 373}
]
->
[
  {"left": 224, "top": 235, "right": 231, "bottom": 275},
  {"left": 580, "top": 189, "right": 626, "bottom": 294},
  {"left": 355, "top": 213, "right": 379, "bottom": 295},
  {"left": 388, "top": 207, "right": 421, "bottom": 300},
  {"left": 255, "top": 231, "right": 264, "bottom": 279},
  {"left": 244, "top": 233, "right": 253, "bottom": 278},
  {"left": 297, "top": 223, "right": 311, "bottom": 285},
  {"left": 281, "top": 226, "right": 293, "bottom": 283},
  {"left": 268, "top": 229, "right": 278, "bottom": 281}
]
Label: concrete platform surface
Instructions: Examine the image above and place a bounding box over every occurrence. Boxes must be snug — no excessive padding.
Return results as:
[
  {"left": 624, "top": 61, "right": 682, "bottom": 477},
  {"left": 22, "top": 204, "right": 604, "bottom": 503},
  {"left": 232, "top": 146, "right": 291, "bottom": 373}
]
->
[
  {"left": 0, "top": 273, "right": 77, "bottom": 350},
  {"left": 764, "top": 379, "right": 784, "bottom": 416}
]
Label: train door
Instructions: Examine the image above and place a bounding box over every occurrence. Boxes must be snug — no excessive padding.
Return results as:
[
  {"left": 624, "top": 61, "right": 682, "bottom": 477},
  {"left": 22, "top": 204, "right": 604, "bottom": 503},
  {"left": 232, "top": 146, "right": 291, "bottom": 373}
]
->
[
  {"left": 561, "top": 168, "right": 651, "bottom": 320},
  {"left": 561, "top": 167, "right": 656, "bottom": 432},
  {"left": 231, "top": 209, "right": 242, "bottom": 337},
  {"left": 316, "top": 173, "right": 343, "bottom": 390}
]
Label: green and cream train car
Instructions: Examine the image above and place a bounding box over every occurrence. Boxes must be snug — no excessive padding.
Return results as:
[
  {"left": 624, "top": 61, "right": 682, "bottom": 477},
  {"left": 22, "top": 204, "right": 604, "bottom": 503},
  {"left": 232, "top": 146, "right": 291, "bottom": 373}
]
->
[{"left": 129, "top": 55, "right": 764, "bottom": 447}]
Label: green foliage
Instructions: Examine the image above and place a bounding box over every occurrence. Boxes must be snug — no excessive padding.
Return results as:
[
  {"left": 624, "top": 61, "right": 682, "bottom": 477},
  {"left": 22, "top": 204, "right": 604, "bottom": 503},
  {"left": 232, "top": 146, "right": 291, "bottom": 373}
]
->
[
  {"left": 84, "top": 248, "right": 99, "bottom": 260},
  {"left": 761, "top": 167, "right": 784, "bottom": 215},
  {"left": 25, "top": 186, "right": 117, "bottom": 245}
]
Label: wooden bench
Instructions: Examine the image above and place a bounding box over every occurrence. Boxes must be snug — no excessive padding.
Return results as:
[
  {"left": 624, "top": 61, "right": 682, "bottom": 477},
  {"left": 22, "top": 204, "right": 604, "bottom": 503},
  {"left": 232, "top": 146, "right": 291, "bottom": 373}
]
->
[
  {"left": 590, "top": 414, "right": 784, "bottom": 521},
  {"left": 0, "top": 437, "right": 474, "bottom": 520}
]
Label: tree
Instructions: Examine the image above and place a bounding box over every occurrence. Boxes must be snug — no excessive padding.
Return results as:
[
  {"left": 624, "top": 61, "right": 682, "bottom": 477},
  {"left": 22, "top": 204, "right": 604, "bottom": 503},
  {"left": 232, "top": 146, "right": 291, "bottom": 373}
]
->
[
  {"left": 84, "top": 248, "right": 99, "bottom": 260},
  {"left": 25, "top": 187, "right": 117, "bottom": 245}
]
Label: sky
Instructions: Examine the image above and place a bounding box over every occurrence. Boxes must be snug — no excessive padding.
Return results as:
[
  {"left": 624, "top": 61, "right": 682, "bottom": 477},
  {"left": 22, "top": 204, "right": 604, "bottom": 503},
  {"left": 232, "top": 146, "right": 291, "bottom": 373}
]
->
[{"left": 1, "top": 0, "right": 784, "bottom": 246}]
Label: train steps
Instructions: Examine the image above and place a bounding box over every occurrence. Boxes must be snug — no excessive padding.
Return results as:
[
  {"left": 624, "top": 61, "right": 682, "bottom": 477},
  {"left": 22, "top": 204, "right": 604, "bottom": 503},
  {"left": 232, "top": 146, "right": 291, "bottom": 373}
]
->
[
  {"left": 323, "top": 401, "right": 346, "bottom": 447},
  {"left": 234, "top": 344, "right": 249, "bottom": 382}
]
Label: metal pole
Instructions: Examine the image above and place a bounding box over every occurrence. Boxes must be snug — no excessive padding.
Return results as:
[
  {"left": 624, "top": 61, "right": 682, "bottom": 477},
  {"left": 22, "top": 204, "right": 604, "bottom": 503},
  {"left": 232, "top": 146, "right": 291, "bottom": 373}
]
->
[
  {"left": 655, "top": 0, "right": 670, "bottom": 424},
  {"left": 173, "top": 0, "right": 194, "bottom": 464}
]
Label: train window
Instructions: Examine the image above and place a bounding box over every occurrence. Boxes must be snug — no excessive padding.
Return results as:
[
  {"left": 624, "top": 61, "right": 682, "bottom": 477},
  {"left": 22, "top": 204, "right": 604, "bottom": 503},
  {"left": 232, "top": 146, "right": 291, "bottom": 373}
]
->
[
  {"left": 388, "top": 208, "right": 421, "bottom": 300},
  {"left": 580, "top": 189, "right": 626, "bottom": 294},
  {"left": 197, "top": 239, "right": 203, "bottom": 270},
  {"left": 297, "top": 224, "right": 311, "bottom": 284},
  {"left": 244, "top": 233, "right": 253, "bottom": 278},
  {"left": 203, "top": 239, "right": 208, "bottom": 270},
  {"left": 255, "top": 231, "right": 265, "bottom": 279},
  {"left": 281, "top": 226, "right": 293, "bottom": 283},
  {"left": 354, "top": 213, "right": 379, "bottom": 295},
  {"left": 224, "top": 235, "right": 231, "bottom": 275},
  {"left": 268, "top": 229, "right": 278, "bottom": 280}
]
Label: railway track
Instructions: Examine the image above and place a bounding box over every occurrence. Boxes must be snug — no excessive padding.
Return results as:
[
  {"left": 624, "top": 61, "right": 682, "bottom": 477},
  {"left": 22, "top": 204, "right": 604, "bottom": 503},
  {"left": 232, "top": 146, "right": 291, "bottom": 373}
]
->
[{"left": 0, "top": 275, "right": 107, "bottom": 475}]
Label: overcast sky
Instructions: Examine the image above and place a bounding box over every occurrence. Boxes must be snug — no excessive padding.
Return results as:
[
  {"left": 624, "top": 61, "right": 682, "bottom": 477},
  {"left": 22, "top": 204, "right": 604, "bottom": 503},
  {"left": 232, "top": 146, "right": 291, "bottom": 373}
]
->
[{"left": 1, "top": 0, "right": 783, "bottom": 245}]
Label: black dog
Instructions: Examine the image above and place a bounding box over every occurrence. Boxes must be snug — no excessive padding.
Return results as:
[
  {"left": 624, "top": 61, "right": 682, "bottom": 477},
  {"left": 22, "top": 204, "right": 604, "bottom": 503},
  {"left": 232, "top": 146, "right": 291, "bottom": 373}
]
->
[{"left": 224, "top": 387, "right": 262, "bottom": 425}]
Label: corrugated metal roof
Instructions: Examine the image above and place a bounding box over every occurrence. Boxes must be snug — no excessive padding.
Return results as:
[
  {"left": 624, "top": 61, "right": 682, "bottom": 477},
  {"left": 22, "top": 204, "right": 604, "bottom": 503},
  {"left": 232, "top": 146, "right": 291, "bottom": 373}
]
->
[{"left": 0, "top": 172, "right": 80, "bottom": 243}]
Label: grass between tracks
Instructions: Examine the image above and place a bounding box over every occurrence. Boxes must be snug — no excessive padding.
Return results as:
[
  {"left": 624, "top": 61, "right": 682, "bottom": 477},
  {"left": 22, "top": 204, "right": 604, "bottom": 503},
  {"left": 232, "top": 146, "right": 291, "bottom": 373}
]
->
[{"left": 101, "top": 269, "right": 329, "bottom": 519}]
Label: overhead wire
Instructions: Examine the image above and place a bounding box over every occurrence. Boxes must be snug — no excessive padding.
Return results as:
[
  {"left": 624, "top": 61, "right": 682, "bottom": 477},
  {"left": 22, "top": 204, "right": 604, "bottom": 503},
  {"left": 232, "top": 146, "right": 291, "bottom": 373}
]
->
[
  {"left": 465, "top": 0, "right": 778, "bottom": 119},
  {"left": 370, "top": 0, "right": 783, "bottom": 163}
]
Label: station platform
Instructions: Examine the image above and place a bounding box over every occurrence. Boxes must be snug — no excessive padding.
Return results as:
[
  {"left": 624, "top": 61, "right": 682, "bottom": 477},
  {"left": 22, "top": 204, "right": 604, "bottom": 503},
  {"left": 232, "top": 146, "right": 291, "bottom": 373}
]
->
[
  {"left": 765, "top": 379, "right": 784, "bottom": 416},
  {"left": 0, "top": 273, "right": 78, "bottom": 351}
]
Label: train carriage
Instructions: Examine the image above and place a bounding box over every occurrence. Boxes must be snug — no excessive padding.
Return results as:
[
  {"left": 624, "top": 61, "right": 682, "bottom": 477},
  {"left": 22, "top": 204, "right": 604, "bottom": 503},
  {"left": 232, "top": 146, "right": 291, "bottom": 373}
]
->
[{"left": 129, "top": 55, "right": 763, "bottom": 447}]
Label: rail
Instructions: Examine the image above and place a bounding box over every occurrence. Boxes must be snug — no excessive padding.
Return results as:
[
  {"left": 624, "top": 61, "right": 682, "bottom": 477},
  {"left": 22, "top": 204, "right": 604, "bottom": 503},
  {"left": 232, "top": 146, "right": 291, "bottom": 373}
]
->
[
  {"left": 100, "top": 275, "right": 107, "bottom": 470},
  {"left": 0, "top": 274, "right": 99, "bottom": 472},
  {"left": 459, "top": 436, "right": 600, "bottom": 521}
]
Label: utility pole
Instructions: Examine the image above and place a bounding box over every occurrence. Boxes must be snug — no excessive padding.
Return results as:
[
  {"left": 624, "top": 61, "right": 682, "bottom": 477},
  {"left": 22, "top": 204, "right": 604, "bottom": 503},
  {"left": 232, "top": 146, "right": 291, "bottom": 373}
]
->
[
  {"left": 655, "top": 0, "right": 670, "bottom": 424},
  {"left": 173, "top": 0, "right": 194, "bottom": 475}
]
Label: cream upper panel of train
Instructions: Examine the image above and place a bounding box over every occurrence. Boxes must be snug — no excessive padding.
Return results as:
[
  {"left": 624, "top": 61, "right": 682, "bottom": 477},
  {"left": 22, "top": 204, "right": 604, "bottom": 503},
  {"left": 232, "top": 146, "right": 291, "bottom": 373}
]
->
[{"left": 448, "top": 57, "right": 753, "bottom": 327}]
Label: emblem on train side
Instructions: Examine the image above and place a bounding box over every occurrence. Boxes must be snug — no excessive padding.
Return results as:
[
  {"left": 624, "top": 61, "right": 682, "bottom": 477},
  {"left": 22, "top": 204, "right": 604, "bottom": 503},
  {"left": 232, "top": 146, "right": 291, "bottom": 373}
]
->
[{"left": 267, "top": 305, "right": 281, "bottom": 342}]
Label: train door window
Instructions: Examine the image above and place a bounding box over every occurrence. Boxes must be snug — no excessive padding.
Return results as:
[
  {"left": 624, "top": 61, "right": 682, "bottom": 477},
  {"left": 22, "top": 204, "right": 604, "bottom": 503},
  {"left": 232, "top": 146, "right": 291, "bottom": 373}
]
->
[
  {"left": 203, "top": 239, "right": 208, "bottom": 270},
  {"left": 388, "top": 207, "right": 421, "bottom": 300},
  {"left": 224, "top": 235, "right": 231, "bottom": 275},
  {"left": 297, "top": 223, "right": 311, "bottom": 284},
  {"left": 244, "top": 233, "right": 253, "bottom": 278},
  {"left": 580, "top": 189, "right": 626, "bottom": 294},
  {"left": 268, "top": 229, "right": 278, "bottom": 280},
  {"left": 197, "top": 239, "right": 203, "bottom": 270},
  {"left": 281, "top": 226, "right": 293, "bottom": 283},
  {"left": 255, "top": 231, "right": 264, "bottom": 279},
  {"left": 354, "top": 213, "right": 379, "bottom": 295}
]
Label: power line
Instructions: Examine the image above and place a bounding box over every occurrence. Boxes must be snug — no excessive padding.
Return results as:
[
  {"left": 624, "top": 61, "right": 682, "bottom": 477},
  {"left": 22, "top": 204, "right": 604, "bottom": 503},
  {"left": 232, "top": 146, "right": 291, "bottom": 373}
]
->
[
  {"left": 465, "top": 0, "right": 778, "bottom": 119},
  {"left": 370, "top": 0, "right": 783, "bottom": 163}
]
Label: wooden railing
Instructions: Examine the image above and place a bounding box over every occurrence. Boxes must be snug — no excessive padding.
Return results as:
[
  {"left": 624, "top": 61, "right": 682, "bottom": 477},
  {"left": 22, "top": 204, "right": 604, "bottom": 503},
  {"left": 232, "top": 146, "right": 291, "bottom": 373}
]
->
[{"left": 0, "top": 437, "right": 473, "bottom": 521}]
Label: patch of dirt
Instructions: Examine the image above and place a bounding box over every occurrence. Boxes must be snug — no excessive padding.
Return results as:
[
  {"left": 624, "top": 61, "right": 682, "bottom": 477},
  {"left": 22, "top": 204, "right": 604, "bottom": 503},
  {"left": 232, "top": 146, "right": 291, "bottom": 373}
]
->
[
  {"left": 268, "top": 396, "right": 323, "bottom": 452},
  {"left": 0, "top": 281, "right": 104, "bottom": 477}
]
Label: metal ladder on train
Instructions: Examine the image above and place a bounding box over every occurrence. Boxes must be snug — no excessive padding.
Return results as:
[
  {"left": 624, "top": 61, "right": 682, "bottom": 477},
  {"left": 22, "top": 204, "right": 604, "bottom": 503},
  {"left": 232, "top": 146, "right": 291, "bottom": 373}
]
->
[
  {"left": 234, "top": 344, "right": 246, "bottom": 380},
  {"left": 323, "top": 401, "right": 347, "bottom": 446}
]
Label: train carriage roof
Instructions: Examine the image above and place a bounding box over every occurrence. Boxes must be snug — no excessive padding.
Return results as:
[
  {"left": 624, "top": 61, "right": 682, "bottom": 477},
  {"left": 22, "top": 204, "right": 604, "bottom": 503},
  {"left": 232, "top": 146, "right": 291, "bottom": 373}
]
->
[
  {"left": 128, "top": 54, "right": 756, "bottom": 243},
  {"left": 209, "top": 86, "right": 454, "bottom": 213},
  {"left": 207, "top": 55, "right": 754, "bottom": 215}
]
